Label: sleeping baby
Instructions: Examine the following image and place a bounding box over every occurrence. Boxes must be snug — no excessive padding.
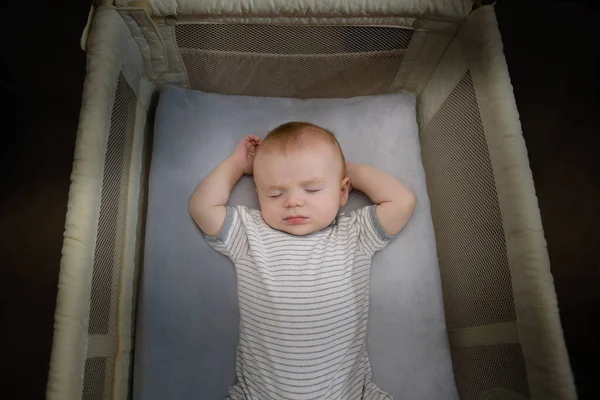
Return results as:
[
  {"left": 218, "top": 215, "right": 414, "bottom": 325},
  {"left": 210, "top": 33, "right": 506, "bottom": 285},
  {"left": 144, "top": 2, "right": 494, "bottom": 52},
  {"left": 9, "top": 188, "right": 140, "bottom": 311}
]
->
[{"left": 189, "top": 122, "right": 416, "bottom": 399}]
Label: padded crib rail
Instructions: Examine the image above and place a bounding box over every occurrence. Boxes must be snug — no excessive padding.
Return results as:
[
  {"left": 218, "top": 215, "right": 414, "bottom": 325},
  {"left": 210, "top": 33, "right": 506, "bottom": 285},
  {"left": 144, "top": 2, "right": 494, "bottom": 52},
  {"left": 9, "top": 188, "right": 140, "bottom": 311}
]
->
[
  {"left": 115, "top": 4, "right": 464, "bottom": 96},
  {"left": 115, "top": 0, "right": 473, "bottom": 21},
  {"left": 47, "top": 6, "right": 154, "bottom": 400},
  {"left": 419, "top": 6, "right": 576, "bottom": 400}
]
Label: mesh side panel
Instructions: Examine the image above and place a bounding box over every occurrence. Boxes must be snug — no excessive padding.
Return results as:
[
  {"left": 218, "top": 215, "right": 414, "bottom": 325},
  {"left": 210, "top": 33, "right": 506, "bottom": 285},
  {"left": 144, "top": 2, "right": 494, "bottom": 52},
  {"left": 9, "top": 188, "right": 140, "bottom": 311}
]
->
[
  {"left": 83, "top": 358, "right": 107, "bottom": 400},
  {"left": 180, "top": 50, "right": 404, "bottom": 98},
  {"left": 451, "top": 345, "right": 529, "bottom": 400},
  {"left": 175, "top": 24, "right": 412, "bottom": 98},
  {"left": 420, "top": 71, "right": 516, "bottom": 331},
  {"left": 85, "top": 73, "right": 137, "bottom": 399},
  {"left": 421, "top": 72, "right": 528, "bottom": 398},
  {"left": 175, "top": 24, "right": 414, "bottom": 53}
]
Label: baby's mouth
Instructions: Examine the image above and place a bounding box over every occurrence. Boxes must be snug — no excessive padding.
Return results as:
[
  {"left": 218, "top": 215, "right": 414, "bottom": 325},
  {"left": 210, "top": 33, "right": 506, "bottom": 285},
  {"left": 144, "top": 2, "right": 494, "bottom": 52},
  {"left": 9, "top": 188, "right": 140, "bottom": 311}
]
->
[{"left": 284, "top": 216, "right": 309, "bottom": 224}]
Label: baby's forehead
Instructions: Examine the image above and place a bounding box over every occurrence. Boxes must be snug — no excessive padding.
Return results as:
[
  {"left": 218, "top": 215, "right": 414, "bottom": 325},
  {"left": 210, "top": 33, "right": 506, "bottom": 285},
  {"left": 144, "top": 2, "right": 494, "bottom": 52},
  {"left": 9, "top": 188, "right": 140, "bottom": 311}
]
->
[
  {"left": 259, "top": 131, "right": 337, "bottom": 153},
  {"left": 255, "top": 142, "right": 341, "bottom": 167},
  {"left": 256, "top": 144, "right": 335, "bottom": 163},
  {"left": 255, "top": 145, "right": 341, "bottom": 179}
]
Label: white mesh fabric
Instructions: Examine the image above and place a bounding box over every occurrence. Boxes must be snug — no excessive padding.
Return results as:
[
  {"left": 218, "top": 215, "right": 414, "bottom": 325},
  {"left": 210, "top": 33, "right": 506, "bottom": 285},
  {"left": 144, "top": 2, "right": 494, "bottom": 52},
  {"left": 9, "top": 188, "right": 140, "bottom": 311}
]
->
[
  {"left": 88, "top": 75, "right": 135, "bottom": 337},
  {"left": 82, "top": 73, "right": 137, "bottom": 400},
  {"left": 175, "top": 24, "right": 413, "bottom": 98},
  {"left": 420, "top": 70, "right": 528, "bottom": 399},
  {"left": 451, "top": 345, "right": 529, "bottom": 400},
  {"left": 83, "top": 358, "right": 107, "bottom": 400},
  {"left": 175, "top": 24, "right": 414, "bottom": 53},
  {"left": 421, "top": 71, "right": 517, "bottom": 330}
]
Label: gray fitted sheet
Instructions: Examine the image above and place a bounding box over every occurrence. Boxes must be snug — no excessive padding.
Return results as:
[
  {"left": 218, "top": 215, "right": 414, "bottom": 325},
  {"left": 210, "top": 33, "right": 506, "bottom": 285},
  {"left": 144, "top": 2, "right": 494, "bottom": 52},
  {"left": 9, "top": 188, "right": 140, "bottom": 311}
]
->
[{"left": 133, "top": 87, "right": 457, "bottom": 400}]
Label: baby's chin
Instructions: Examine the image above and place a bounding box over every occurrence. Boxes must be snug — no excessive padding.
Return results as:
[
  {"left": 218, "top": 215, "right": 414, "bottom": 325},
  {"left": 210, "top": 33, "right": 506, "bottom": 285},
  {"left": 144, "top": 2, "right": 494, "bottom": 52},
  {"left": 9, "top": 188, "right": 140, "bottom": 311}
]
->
[{"left": 277, "top": 224, "right": 321, "bottom": 236}]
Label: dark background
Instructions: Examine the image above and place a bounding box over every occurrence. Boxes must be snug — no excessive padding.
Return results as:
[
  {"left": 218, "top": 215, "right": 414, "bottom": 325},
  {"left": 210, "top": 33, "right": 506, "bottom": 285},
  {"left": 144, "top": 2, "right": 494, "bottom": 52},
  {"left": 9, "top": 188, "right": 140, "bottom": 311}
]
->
[{"left": 1, "top": 0, "right": 598, "bottom": 399}]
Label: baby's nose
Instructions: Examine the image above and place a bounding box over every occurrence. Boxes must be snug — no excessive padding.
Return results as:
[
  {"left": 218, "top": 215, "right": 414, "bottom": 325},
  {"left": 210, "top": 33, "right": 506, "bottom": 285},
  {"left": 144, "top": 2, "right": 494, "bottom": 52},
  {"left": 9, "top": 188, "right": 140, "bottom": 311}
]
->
[{"left": 285, "top": 193, "right": 304, "bottom": 208}]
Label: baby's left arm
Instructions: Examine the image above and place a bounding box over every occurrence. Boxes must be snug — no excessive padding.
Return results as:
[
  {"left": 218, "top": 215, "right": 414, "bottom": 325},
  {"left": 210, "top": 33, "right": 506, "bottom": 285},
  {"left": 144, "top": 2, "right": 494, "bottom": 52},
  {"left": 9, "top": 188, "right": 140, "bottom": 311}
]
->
[{"left": 346, "top": 162, "right": 416, "bottom": 236}]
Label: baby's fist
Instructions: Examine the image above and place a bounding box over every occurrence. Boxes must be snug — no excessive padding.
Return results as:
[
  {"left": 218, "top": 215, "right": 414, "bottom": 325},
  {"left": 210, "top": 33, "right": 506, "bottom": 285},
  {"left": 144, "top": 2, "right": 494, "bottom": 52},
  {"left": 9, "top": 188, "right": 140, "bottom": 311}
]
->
[{"left": 232, "top": 135, "right": 261, "bottom": 175}]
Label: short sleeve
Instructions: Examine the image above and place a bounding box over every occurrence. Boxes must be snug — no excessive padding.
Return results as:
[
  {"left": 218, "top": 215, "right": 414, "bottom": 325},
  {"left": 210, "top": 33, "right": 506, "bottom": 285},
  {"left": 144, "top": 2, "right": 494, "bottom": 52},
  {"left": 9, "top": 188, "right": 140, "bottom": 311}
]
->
[
  {"left": 351, "top": 205, "right": 398, "bottom": 255},
  {"left": 204, "top": 206, "right": 249, "bottom": 262}
]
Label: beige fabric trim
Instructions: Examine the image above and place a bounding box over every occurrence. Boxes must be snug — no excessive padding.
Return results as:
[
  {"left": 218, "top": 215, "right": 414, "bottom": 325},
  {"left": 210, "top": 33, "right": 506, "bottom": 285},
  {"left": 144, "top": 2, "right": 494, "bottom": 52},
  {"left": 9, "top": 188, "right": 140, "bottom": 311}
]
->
[
  {"left": 393, "top": 28, "right": 455, "bottom": 95},
  {"left": 117, "top": 0, "right": 473, "bottom": 21},
  {"left": 119, "top": 11, "right": 155, "bottom": 78},
  {"left": 390, "top": 29, "right": 427, "bottom": 93},
  {"left": 412, "top": 32, "right": 454, "bottom": 96},
  {"left": 87, "top": 334, "right": 117, "bottom": 358},
  {"left": 152, "top": 15, "right": 458, "bottom": 31},
  {"left": 157, "top": 15, "right": 420, "bottom": 27},
  {"left": 155, "top": 24, "right": 190, "bottom": 88},
  {"left": 80, "top": 5, "right": 95, "bottom": 51},
  {"left": 417, "top": 38, "right": 468, "bottom": 127},
  {"left": 47, "top": 5, "right": 154, "bottom": 399},
  {"left": 113, "top": 61, "right": 152, "bottom": 400},
  {"left": 448, "top": 321, "right": 519, "bottom": 347},
  {"left": 118, "top": 7, "right": 169, "bottom": 80},
  {"left": 459, "top": 6, "right": 576, "bottom": 400},
  {"left": 122, "top": 36, "right": 155, "bottom": 105},
  {"left": 114, "top": 67, "right": 152, "bottom": 400}
]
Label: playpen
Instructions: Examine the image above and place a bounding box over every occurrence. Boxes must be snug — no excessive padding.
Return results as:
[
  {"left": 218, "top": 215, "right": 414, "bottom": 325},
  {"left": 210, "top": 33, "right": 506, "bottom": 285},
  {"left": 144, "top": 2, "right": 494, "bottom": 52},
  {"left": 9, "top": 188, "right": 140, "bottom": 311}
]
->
[{"left": 47, "top": 1, "right": 575, "bottom": 399}]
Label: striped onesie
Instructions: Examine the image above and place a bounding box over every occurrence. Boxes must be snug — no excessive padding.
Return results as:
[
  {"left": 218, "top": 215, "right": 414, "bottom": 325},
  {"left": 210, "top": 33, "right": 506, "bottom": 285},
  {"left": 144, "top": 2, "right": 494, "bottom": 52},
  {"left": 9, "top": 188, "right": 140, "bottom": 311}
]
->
[{"left": 205, "top": 205, "right": 396, "bottom": 400}]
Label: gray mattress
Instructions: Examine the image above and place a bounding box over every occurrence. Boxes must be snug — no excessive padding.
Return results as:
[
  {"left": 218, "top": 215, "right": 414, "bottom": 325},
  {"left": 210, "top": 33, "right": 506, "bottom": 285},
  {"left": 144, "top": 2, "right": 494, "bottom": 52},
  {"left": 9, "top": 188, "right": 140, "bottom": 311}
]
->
[{"left": 133, "top": 87, "right": 457, "bottom": 399}]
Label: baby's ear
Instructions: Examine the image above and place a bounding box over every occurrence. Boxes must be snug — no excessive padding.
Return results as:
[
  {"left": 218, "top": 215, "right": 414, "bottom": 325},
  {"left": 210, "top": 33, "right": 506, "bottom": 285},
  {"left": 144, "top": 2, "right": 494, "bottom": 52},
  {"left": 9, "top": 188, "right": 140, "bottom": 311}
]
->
[
  {"left": 340, "top": 177, "right": 351, "bottom": 206},
  {"left": 342, "top": 176, "right": 351, "bottom": 190}
]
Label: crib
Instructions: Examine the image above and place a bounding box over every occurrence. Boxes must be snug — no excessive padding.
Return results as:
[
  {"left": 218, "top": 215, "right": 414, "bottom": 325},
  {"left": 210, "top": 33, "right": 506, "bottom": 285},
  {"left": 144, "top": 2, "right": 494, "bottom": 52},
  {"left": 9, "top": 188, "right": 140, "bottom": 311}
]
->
[{"left": 47, "top": 1, "right": 576, "bottom": 399}]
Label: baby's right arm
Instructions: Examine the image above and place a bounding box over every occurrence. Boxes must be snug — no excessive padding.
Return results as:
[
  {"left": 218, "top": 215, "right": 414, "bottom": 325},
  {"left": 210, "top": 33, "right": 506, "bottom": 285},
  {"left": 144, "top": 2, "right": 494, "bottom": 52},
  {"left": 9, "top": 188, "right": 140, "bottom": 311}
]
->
[{"left": 189, "top": 135, "right": 261, "bottom": 236}]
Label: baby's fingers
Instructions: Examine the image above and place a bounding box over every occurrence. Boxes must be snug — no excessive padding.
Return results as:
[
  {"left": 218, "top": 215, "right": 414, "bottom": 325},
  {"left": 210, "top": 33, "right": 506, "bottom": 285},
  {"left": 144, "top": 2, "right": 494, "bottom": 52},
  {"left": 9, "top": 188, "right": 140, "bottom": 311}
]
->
[{"left": 249, "top": 137, "right": 261, "bottom": 148}]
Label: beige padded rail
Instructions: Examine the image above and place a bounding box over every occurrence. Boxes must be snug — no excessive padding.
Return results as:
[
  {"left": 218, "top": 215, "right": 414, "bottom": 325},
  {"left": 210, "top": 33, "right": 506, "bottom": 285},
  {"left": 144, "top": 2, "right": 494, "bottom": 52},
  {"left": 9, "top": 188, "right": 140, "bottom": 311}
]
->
[
  {"left": 115, "top": 3, "right": 462, "bottom": 93},
  {"left": 459, "top": 7, "right": 576, "bottom": 400},
  {"left": 115, "top": 0, "right": 473, "bottom": 21},
  {"left": 47, "top": 5, "right": 154, "bottom": 400},
  {"left": 419, "top": 5, "right": 575, "bottom": 400}
]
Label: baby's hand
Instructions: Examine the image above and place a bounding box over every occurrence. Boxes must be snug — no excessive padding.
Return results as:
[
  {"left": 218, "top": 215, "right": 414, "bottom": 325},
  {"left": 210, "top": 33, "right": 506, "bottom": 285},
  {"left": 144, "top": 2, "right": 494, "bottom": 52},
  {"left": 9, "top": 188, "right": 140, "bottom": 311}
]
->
[{"left": 232, "top": 135, "right": 261, "bottom": 175}]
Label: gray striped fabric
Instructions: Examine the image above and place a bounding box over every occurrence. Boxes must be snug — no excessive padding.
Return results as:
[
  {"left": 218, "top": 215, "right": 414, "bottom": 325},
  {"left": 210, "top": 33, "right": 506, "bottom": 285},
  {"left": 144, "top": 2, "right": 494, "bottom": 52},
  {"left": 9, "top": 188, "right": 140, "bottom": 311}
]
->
[{"left": 205, "top": 205, "right": 396, "bottom": 400}]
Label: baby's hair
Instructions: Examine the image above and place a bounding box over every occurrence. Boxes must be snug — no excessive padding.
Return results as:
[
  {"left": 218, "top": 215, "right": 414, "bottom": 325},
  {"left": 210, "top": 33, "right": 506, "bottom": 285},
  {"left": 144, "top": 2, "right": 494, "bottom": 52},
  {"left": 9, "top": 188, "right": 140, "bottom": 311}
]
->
[{"left": 259, "top": 122, "right": 346, "bottom": 176}]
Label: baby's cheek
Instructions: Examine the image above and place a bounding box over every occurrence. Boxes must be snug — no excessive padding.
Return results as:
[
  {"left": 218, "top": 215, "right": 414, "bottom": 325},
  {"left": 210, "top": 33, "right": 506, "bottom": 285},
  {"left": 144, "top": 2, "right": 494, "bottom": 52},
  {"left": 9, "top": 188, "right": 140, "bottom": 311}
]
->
[
  {"left": 322, "top": 198, "right": 340, "bottom": 221},
  {"left": 261, "top": 206, "right": 279, "bottom": 226}
]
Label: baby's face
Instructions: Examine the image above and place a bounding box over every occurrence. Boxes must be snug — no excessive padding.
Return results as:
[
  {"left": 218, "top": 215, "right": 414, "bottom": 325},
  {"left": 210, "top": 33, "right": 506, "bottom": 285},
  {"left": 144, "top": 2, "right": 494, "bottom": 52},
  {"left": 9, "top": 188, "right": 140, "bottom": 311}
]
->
[{"left": 253, "top": 142, "right": 349, "bottom": 236}]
